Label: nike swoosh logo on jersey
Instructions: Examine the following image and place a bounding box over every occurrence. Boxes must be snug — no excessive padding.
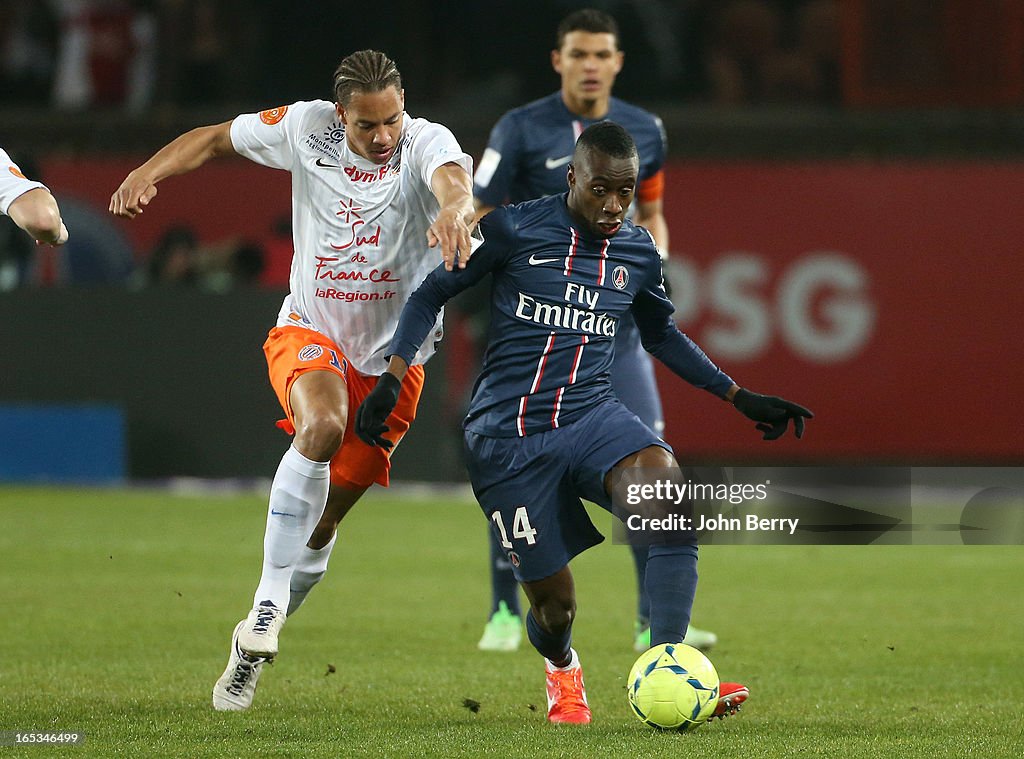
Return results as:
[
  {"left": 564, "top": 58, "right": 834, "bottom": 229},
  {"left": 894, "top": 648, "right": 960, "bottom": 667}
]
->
[
  {"left": 544, "top": 155, "right": 572, "bottom": 170},
  {"left": 528, "top": 254, "right": 561, "bottom": 266},
  {"left": 315, "top": 157, "right": 342, "bottom": 168}
]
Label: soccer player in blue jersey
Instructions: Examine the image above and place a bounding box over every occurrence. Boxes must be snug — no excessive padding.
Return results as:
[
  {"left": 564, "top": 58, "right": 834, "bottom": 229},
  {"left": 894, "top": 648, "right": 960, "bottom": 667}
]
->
[
  {"left": 356, "top": 122, "right": 812, "bottom": 724},
  {"left": 472, "top": 8, "right": 710, "bottom": 653}
]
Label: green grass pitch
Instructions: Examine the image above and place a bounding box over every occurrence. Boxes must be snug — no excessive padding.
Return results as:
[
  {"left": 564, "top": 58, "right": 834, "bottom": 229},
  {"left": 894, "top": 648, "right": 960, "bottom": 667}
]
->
[{"left": 1, "top": 486, "right": 1021, "bottom": 758}]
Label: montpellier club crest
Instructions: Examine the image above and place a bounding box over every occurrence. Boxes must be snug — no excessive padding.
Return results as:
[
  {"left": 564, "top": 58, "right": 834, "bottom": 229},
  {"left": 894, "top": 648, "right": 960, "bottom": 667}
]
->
[{"left": 612, "top": 265, "right": 629, "bottom": 290}]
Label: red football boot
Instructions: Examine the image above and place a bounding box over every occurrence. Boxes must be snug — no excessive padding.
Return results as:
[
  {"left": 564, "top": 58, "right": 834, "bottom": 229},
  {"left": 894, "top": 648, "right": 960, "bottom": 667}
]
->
[
  {"left": 713, "top": 681, "right": 749, "bottom": 719},
  {"left": 545, "top": 649, "right": 591, "bottom": 724}
]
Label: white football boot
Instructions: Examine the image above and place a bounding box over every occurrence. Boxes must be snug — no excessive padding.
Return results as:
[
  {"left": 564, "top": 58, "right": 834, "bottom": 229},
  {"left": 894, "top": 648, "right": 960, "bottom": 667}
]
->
[
  {"left": 212, "top": 621, "right": 266, "bottom": 711},
  {"left": 237, "top": 600, "right": 286, "bottom": 659}
]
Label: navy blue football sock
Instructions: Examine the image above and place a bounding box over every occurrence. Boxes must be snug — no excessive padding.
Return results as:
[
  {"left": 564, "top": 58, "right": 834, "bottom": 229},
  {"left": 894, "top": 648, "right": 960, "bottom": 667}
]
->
[
  {"left": 526, "top": 609, "right": 572, "bottom": 666},
  {"left": 645, "top": 544, "right": 699, "bottom": 646},
  {"left": 630, "top": 542, "right": 651, "bottom": 624},
  {"left": 488, "top": 527, "right": 522, "bottom": 617}
]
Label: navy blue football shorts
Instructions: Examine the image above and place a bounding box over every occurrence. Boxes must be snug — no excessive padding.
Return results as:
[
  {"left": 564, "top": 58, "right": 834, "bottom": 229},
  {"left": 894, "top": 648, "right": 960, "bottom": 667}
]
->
[
  {"left": 610, "top": 317, "right": 665, "bottom": 434},
  {"left": 464, "top": 399, "right": 672, "bottom": 583}
]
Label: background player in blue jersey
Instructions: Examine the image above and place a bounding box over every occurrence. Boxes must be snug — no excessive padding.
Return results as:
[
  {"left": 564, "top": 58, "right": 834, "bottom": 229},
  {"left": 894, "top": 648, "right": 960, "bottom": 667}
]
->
[
  {"left": 356, "top": 122, "right": 812, "bottom": 724},
  {"left": 471, "top": 8, "right": 713, "bottom": 653}
]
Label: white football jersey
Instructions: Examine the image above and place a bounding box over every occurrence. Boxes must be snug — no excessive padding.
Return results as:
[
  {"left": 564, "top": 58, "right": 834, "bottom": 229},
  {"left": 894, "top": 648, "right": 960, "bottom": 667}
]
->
[
  {"left": 230, "top": 100, "right": 473, "bottom": 374},
  {"left": 0, "top": 148, "right": 47, "bottom": 216}
]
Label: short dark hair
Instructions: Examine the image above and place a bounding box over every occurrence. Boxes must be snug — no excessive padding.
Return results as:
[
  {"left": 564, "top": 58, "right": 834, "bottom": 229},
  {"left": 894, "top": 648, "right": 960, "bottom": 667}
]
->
[
  {"left": 574, "top": 121, "right": 637, "bottom": 163},
  {"left": 332, "top": 50, "right": 402, "bottom": 105},
  {"left": 556, "top": 8, "right": 620, "bottom": 48}
]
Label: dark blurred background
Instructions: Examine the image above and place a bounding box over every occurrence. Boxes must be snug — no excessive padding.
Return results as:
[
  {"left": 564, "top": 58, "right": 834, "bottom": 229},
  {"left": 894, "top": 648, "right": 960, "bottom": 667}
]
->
[
  {"left": 5, "top": 0, "right": 1023, "bottom": 155},
  {"left": 2, "top": 0, "right": 1023, "bottom": 482}
]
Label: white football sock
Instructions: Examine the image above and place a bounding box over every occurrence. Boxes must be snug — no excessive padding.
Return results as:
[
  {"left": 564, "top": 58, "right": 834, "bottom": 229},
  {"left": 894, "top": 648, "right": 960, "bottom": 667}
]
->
[
  {"left": 252, "top": 445, "right": 330, "bottom": 609},
  {"left": 287, "top": 532, "right": 337, "bottom": 616}
]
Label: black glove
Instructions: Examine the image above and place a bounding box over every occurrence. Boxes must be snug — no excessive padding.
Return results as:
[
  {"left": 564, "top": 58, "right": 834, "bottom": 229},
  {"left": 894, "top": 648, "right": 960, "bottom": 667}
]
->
[
  {"left": 354, "top": 373, "right": 402, "bottom": 449},
  {"left": 733, "top": 388, "right": 813, "bottom": 441}
]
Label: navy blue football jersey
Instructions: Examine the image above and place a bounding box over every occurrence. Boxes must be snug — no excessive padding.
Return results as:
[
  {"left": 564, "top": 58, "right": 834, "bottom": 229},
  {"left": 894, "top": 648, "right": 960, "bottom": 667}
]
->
[
  {"left": 389, "top": 194, "right": 732, "bottom": 438},
  {"left": 473, "top": 93, "right": 666, "bottom": 207}
]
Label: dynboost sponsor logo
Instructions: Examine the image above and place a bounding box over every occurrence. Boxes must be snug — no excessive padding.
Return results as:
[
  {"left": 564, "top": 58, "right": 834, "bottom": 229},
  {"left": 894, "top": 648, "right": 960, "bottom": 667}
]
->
[{"left": 343, "top": 164, "right": 400, "bottom": 183}]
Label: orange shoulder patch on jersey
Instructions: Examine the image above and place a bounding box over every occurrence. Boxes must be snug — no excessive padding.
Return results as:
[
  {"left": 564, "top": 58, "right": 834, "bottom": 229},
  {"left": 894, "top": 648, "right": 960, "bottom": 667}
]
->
[
  {"left": 637, "top": 169, "right": 665, "bottom": 204},
  {"left": 259, "top": 106, "right": 289, "bottom": 125},
  {"left": 8, "top": 165, "right": 27, "bottom": 180}
]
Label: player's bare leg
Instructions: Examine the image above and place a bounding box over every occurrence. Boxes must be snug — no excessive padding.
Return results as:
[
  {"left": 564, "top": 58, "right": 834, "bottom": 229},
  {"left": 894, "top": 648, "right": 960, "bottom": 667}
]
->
[
  {"left": 522, "top": 567, "right": 576, "bottom": 665},
  {"left": 522, "top": 568, "right": 591, "bottom": 724}
]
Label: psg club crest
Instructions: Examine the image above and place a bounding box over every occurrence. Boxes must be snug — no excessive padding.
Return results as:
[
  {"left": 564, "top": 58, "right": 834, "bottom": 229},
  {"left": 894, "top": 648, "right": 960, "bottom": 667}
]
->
[{"left": 612, "top": 265, "right": 629, "bottom": 290}]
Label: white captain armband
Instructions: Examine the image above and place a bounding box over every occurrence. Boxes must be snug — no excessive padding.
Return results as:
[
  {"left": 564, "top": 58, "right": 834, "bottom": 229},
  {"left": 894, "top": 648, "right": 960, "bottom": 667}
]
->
[{"left": 474, "top": 148, "right": 502, "bottom": 188}]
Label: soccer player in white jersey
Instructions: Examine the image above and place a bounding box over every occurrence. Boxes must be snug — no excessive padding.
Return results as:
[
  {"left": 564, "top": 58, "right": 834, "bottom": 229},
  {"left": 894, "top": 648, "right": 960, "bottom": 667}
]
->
[
  {"left": 0, "top": 148, "right": 69, "bottom": 246},
  {"left": 110, "top": 50, "right": 475, "bottom": 711}
]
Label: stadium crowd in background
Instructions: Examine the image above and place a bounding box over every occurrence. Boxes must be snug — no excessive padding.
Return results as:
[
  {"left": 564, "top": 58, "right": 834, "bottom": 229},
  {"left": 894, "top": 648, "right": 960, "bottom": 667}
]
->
[
  {"left": 0, "top": 0, "right": 841, "bottom": 112},
  {"left": 138, "top": 223, "right": 265, "bottom": 290},
  {"left": 0, "top": 0, "right": 840, "bottom": 289},
  {"left": 0, "top": 0, "right": 839, "bottom": 290}
]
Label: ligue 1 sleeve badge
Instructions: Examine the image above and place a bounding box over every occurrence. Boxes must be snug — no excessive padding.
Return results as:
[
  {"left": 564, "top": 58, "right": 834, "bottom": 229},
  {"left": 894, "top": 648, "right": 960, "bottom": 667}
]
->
[{"left": 612, "top": 265, "right": 629, "bottom": 289}]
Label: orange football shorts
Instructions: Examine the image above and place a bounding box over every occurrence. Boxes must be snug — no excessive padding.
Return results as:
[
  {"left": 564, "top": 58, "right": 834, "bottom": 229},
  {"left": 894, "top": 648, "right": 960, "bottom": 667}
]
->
[{"left": 263, "top": 325, "right": 425, "bottom": 489}]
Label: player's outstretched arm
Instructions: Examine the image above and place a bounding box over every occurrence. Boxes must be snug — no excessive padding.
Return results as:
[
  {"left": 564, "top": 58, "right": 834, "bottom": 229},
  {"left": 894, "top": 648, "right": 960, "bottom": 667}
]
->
[
  {"left": 7, "top": 188, "right": 68, "bottom": 246},
  {"left": 109, "top": 121, "right": 235, "bottom": 219},
  {"left": 428, "top": 162, "right": 475, "bottom": 271},
  {"left": 731, "top": 386, "right": 814, "bottom": 440},
  {"left": 633, "top": 286, "right": 813, "bottom": 440}
]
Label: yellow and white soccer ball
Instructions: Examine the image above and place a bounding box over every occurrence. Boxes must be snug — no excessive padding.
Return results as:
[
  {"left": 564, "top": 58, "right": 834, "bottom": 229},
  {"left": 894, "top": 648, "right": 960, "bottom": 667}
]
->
[{"left": 627, "top": 642, "right": 720, "bottom": 731}]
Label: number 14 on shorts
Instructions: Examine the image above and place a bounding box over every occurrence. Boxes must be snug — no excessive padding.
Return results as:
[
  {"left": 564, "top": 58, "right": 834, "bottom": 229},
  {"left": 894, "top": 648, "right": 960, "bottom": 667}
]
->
[{"left": 492, "top": 507, "right": 538, "bottom": 548}]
